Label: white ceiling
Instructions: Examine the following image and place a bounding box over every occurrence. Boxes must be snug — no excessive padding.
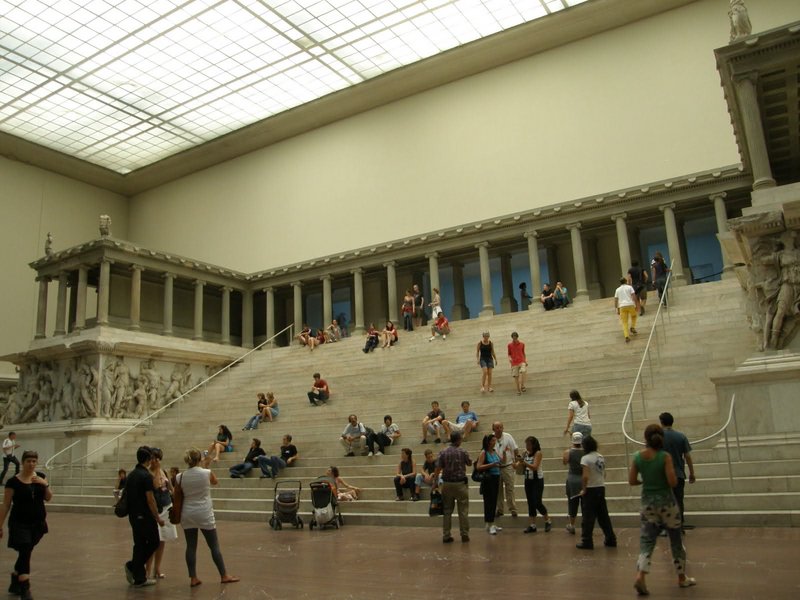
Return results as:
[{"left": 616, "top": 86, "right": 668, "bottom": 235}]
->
[{"left": 0, "top": 0, "right": 588, "bottom": 175}]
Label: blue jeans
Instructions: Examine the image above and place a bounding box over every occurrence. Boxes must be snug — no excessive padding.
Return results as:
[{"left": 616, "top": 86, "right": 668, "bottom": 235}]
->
[
  {"left": 243, "top": 415, "right": 260, "bottom": 430},
  {"left": 257, "top": 455, "right": 286, "bottom": 478},
  {"left": 229, "top": 461, "right": 254, "bottom": 477}
]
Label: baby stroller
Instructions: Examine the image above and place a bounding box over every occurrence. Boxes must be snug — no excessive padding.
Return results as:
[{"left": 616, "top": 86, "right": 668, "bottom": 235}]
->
[
  {"left": 309, "top": 478, "right": 344, "bottom": 530},
  {"left": 268, "top": 480, "right": 304, "bottom": 530}
]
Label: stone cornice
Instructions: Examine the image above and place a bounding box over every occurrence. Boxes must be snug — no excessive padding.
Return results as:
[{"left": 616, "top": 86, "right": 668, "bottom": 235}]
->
[{"left": 29, "top": 165, "right": 751, "bottom": 291}]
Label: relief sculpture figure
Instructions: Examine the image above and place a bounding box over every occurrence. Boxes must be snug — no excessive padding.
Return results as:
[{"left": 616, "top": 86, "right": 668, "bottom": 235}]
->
[{"left": 759, "top": 236, "right": 800, "bottom": 350}]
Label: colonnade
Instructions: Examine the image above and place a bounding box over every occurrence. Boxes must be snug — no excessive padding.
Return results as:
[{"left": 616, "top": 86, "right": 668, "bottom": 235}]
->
[{"left": 32, "top": 191, "right": 737, "bottom": 347}]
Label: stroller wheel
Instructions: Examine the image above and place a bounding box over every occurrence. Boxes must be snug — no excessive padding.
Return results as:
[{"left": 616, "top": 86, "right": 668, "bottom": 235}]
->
[
  {"left": 338, "top": 514, "right": 344, "bottom": 526},
  {"left": 309, "top": 520, "right": 315, "bottom": 530},
  {"left": 276, "top": 521, "right": 282, "bottom": 530},
  {"left": 334, "top": 521, "right": 339, "bottom": 529},
  {"left": 268, "top": 517, "right": 275, "bottom": 528}
]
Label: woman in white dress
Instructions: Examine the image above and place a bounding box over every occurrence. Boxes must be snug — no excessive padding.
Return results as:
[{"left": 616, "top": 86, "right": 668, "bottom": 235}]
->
[{"left": 177, "top": 448, "right": 239, "bottom": 588}]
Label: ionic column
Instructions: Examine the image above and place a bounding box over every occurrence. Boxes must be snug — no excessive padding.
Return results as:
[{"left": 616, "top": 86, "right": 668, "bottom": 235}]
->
[
  {"left": 75, "top": 265, "right": 88, "bottom": 331},
  {"left": 611, "top": 212, "right": 631, "bottom": 275},
  {"left": 242, "top": 289, "right": 254, "bottom": 348},
  {"left": 193, "top": 280, "right": 205, "bottom": 340},
  {"left": 292, "top": 282, "right": 303, "bottom": 336},
  {"left": 476, "top": 242, "right": 495, "bottom": 317},
  {"left": 162, "top": 273, "right": 176, "bottom": 335},
  {"left": 321, "top": 275, "right": 333, "bottom": 326},
  {"left": 450, "top": 261, "right": 469, "bottom": 320},
  {"left": 566, "top": 223, "right": 588, "bottom": 301},
  {"left": 426, "top": 253, "right": 440, "bottom": 297},
  {"left": 129, "top": 265, "right": 143, "bottom": 331},
  {"left": 711, "top": 193, "right": 735, "bottom": 279},
  {"left": 524, "top": 230, "right": 541, "bottom": 305},
  {"left": 264, "top": 287, "right": 275, "bottom": 343},
  {"left": 352, "top": 268, "right": 365, "bottom": 334},
  {"left": 34, "top": 276, "right": 50, "bottom": 339},
  {"left": 733, "top": 72, "right": 776, "bottom": 190},
  {"left": 97, "top": 258, "right": 112, "bottom": 326},
  {"left": 54, "top": 272, "right": 68, "bottom": 336},
  {"left": 384, "top": 262, "right": 397, "bottom": 322},
  {"left": 659, "top": 203, "right": 687, "bottom": 286},
  {"left": 499, "top": 253, "right": 518, "bottom": 313},
  {"left": 221, "top": 286, "right": 231, "bottom": 345}
]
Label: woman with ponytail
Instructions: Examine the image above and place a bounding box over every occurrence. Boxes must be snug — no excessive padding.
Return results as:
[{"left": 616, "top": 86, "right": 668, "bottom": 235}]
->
[{"left": 629, "top": 424, "right": 696, "bottom": 595}]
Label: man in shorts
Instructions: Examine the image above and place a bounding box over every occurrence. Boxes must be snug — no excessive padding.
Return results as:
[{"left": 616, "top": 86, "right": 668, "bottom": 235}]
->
[
  {"left": 507, "top": 332, "right": 528, "bottom": 395},
  {"left": 421, "top": 401, "right": 445, "bottom": 443},
  {"left": 442, "top": 401, "right": 479, "bottom": 441}
]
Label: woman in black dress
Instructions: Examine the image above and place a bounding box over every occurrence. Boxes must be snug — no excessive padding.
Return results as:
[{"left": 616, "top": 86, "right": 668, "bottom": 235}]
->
[{"left": 0, "top": 450, "right": 52, "bottom": 600}]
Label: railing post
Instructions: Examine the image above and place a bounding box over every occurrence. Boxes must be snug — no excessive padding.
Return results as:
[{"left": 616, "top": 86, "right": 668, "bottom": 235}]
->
[
  {"left": 733, "top": 402, "right": 742, "bottom": 461},
  {"left": 116, "top": 437, "right": 120, "bottom": 472},
  {"left": 723, "top": 428, "right": 735, "bottom": 492}
]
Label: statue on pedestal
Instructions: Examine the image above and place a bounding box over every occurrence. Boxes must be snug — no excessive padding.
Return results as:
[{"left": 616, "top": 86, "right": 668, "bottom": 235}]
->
[
  {"left": 728, "top": 0, "right": 752, "bottom": 42},
  {"left": 99, "top": 214, "right": 112, "bottom": 237},
  {"left": 44, "top": 232, "right": 53, "bottom": 256}
]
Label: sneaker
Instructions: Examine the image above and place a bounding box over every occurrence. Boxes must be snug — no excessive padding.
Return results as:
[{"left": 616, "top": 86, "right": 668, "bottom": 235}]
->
[
  {"left": 678, "top": 577, "right": 697, "bottom": 588},
  {"left": 412, "top": 495, "right": 420, "bottom": 502},
  {"left": 523, "top": 526, "right": 536, "bottom": 533},
  {"left": 630, "top": 328, "right": 638, "bottom": 334},
  {"left": 375, "top": 451, "right": 383, "bottom": 456},
  {"left": 429, "top": 336, "right": 435, "bottom": 342},
  {"left": 604, "top": 539, "right": 617, "bottom": 547},
  {"left": 134, "top": 579, "right": 157, "bottom": 587},
  {"left": 461, "top": 535, "right": 470, "bottom": 542},
  {"left": 434, "top": 438, "right": 441, "bottom": 444},
  {"left": 625, "top": 337, "right": 630, "bottom": 343},
  {"left": 511, "top": 509, "right": 518, "bottom": 517},
  {"left": 489, "top": 525, "right": 498, "bottom": 535},
  {"left": 420, "top": 439, "right": 428, "bottom": 444},
  {"left": 575, "top": 542, "right": 594, "bottom": 550},
  {"left": 443, "top": 536, "right": 454, "bottom": 543},
  {"left": 495, "top": 525, "right": 503, "bottom": 532},
  {"left": 495, "top": 510, "right": 504, "bottom": 518},
  {"left": 368, "top": 452, "right": 374, "bottom": 457},
  {"left": 442, "top": 335, "right": 447, "bottom": 340},
  {"left": 566, "top": 524, "right": 576, "bottom": 534},
  {"left": 124, "top": 563, "right": 135, "bottom": 585},
  {"left": 545, "top": 521, "right": 552, "bottom": 532},
  {"left": 260, "top": 474, "right": 271, "bottom": 479}
]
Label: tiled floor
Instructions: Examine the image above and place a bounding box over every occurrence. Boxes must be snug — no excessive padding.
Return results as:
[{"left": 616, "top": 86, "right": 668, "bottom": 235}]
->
[{"left": 4, "top": 513, "right": 798, "bottom": 599}]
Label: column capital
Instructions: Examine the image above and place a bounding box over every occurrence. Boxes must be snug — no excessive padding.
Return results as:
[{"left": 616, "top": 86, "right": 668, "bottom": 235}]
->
[
  {"left": 262, "top": 286, "right": 274, "bottom": 294},
  {"left": 610, "top": 212, "right": 627, "bottom": 222},
  {"left": 130, "top": 264, "right": 144, "bottom": 273},
  {"left": 221, "top": 286, "right": 233, "bottom": 293},
  {"left": 424, "top": 252, "right": 439, "bottom": 259},
  {"left": 474, "top": 241, "right": 490, "bottom": 249},
  {"left": 523, "top": 229, "right": 538, "bottom": 239},
  {"left": 382, "top": 261, "right": 397, "bottom": 269},
  {"left": 732, "top": 70, "right": 759, "bottom": 86},
  {"left": 565, "top": 222, "right": 582, "bottom": 231},
  {"left": 35, "top": 274, "right": 52, "bottom": 283},
  {"left": 350, "top": 267, "right": 363, "bottom": 275},
  {"left": 658, "top": 202, "right": 676, "bottom": 213},
  {"left": 291, "top": 281, "right": 303, "bottom": 288},
  {"left": 194, "top": 279, "right": 206, "bottom": 287},
  {"left": 709, "top": 192, "right": 727, "bottom": 202},
  {"left": 57, "top": 270, "right": 69, "bottom": 281},
  {"left": 100, "top": 257, "right": 114, "bottom": 265},
  {"left": 320, "top": 273, "right": 333, "bottom": 281},
  {"left": 163, "top": 272, "right": 177, "bottom": 280}
]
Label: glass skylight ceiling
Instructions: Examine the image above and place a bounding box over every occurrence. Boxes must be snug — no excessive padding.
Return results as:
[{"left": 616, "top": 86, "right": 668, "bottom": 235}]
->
[{"left": 0, "top": 0, "right": 588, "bottom": 174}]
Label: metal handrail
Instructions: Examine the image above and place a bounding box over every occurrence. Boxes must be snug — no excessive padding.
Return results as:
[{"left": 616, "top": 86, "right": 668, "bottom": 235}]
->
[
  {"left": 44, "top": 439, "right": 81, "bottom": 471},
  {"left": 50, "top": 324, "right": 294, "bottom": 472}
]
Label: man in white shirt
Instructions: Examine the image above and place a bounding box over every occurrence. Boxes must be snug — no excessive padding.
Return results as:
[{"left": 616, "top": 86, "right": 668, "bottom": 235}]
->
[
  {"left": 1, "top": 431, "right": 20, "bottom": 484},
  {"left": 340, "top": 414, "right": 367, "bottom": 457},
  {"left": 614, "top": 277, "right": 641, "bottom": 343},
  {"left": 492, "top": 421, "right": 519, "bottom": 518}
]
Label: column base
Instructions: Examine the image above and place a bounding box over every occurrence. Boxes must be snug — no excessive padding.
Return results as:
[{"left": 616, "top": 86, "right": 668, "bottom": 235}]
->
[
  {"left": 53, "top": 329, "right": 66, "bottom": 336},
  {"left": 478, "top": 307, "right": 495, "bottom": 318},
  {"left": 128, "top": 325, "right": 141, "bottom": 331},
  {"left": 570, "top": 292, "right": 589, "bottom": 304},
  {"left": 671, "top": 274, "right": 688, "bottom": 287},
  {"left": 499, "top": 297, "right": 518, "bottom": 314},
  {"left": 752, "top": 177, "right": 777, "bottom": 190},
  {"left": 451, "top": 304, "right": 470, "bottom": 321},
  {"left": 34, "top": 334, "right": 46, "bottom": 340},
  {"left": 721, "top": 266, "right": 737, "bottom": 280}
]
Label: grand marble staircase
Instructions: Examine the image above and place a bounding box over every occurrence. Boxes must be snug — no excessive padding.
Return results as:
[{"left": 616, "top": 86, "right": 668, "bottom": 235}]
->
[{"left": 47, "top": 279, "right": 800, "bottom": 528}]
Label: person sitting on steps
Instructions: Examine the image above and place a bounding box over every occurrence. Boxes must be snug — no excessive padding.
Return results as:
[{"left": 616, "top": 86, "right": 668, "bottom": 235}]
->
[{"left": 421, "top": 401, "right": 445, "bottom": 444}]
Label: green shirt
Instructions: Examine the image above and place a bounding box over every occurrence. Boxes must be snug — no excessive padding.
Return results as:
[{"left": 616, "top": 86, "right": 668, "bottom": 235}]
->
[{"left": 634, "top": 450, "right": 670, "bottom": 498}]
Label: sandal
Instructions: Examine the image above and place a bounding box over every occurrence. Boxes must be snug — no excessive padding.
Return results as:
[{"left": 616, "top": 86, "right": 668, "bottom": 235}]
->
[
  {"left": 221, "top": 576, "right": 240, "bottom": 584},
  {"left": 190, "top": 579, "right": 202, "bottom": 588}
]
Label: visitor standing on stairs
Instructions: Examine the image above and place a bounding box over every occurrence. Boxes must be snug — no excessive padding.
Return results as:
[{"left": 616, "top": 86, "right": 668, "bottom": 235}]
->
[
  {"left": 402, "top": 289, "right": 415, "bottom": 331},
  {"left": 507, "top": 332, "right": 528, "bottom": 396},
  {"left": 563, "top": 390, "right": 592, "bottom": 438},
  {"left": 627, "top": 260, "right": 649, "bottom": 316},
  {"left": 659, "top": 412, "right": 695, "bottom": 531},
  {"left": 492, "top": 421, "right": 519, "bottom": 519},
  {"left": 412, "top": 283, "right": 425, "bottom": 329},
  {"left": 434, "top": 431, "right": 472, "bottom": 543},
  {"left": 614, "top": 277, "right": 640, "bottom": 343},
  {"left": 477, "top": 434, "right": 504, "bottom": 535},
  {"left": 476, "top": 331, "right": 497, "bottom": 393}
]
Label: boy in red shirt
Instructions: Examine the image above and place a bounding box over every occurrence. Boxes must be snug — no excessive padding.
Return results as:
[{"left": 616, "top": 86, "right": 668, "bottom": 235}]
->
[
  {"left": 507, "top": 332, "right": 528, "bottom": 395},
  {"left": 429, "top": 313, "right": 451, "bottom": 341}
]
